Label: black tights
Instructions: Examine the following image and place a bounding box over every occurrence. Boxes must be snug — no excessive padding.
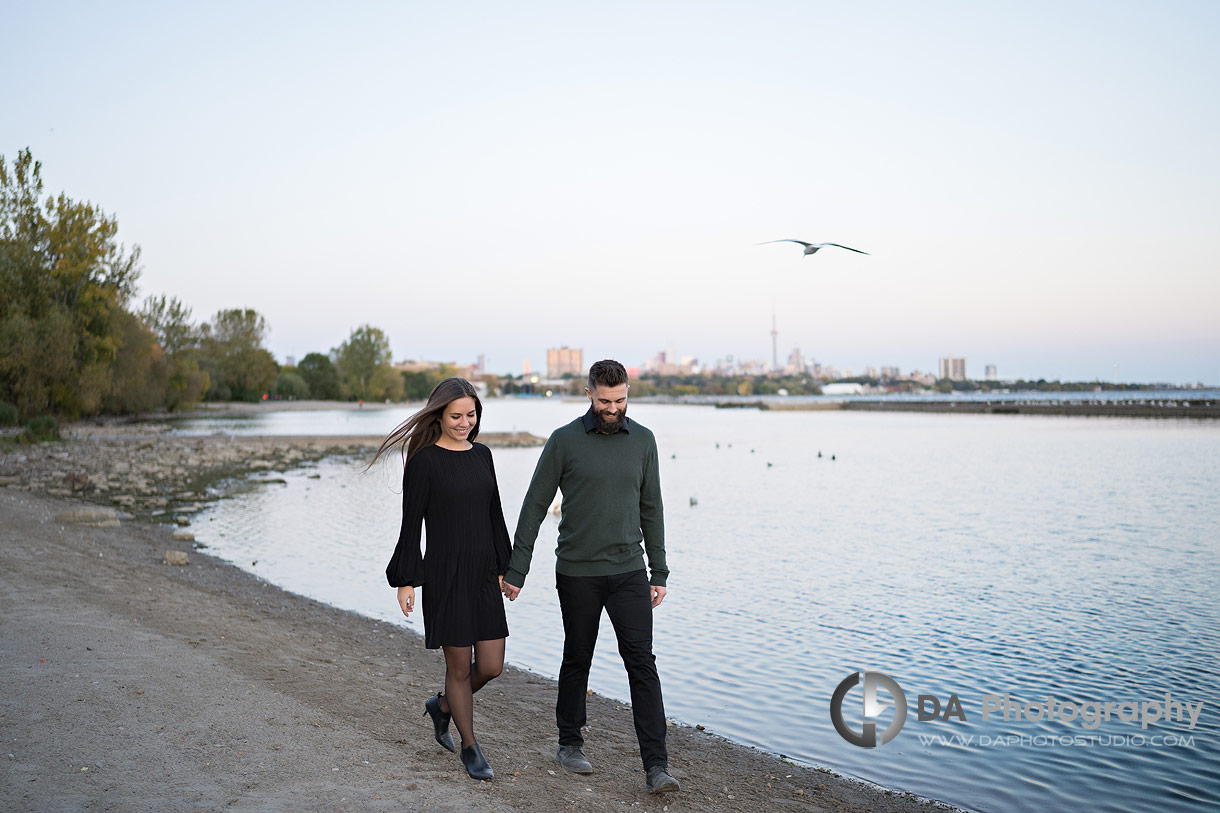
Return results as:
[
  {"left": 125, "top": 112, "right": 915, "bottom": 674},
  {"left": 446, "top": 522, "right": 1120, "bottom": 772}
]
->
[{"left": 438, "top": 638, "right": 504, "bottom": 748}]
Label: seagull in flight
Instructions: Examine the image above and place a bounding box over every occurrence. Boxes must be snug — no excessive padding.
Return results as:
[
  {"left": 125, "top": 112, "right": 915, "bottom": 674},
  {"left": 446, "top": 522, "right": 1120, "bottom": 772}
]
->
[{"left": 757, "top": 239, "right": 870, "bottom": 256}]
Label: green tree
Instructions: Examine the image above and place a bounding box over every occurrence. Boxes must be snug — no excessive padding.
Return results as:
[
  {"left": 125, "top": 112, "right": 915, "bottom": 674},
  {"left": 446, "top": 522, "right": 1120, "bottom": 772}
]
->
[
  {"left": 1, "top": 148, "right": 142, "bottom": 416},
  {"left": 401, "top": 370, "right": 441, "bottom": 400},
  {"left": 0, "top": 309, "right": 80, "bottom": 416},
  {"left": 141, "top": 294, "right": 209, "bottom": 410},
  {"left": 142, "top": 294, "right": 196, "bottom": 355},
  {"left": 298, "top": 352, "right": 341, "bottom": 400},
  {"left": 274, "top": 369, "right": 310, "bottom": 399},
  {"left": 333, "top": 325, "right": 402, "bottom": 401},
  {"left": 199, "top": 308, "right": 278, "bottom": 401},
  {"left": 102, "top": 309, "right": 171, "bottom": 414},
  {"left": 400, "top": 363, "right": 458, "bottom": 401}
]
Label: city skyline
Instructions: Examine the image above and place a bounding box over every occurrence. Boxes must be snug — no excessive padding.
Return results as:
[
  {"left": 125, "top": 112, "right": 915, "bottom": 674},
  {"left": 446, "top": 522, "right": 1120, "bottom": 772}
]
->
[
  {"left": 400, "top": 322, "right": 1204, "bottom": 385},
  {"left": 406, "top": 339, "right": 1186, "bottom": 388},
  {"left": 5, "top": 2, "right": 1218, "bottom": 385}
]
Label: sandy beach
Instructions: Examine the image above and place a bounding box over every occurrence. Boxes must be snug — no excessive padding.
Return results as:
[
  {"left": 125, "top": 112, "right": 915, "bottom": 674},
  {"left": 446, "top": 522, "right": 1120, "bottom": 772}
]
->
[{"left": 1, "top": 418, "right": 947, "bottom": 812}]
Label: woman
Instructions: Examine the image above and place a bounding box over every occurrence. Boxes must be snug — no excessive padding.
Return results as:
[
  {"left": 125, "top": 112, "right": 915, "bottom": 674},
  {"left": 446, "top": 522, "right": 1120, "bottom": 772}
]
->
[{"left": 375, "top": 377, "right": 511, "bottom": 781}]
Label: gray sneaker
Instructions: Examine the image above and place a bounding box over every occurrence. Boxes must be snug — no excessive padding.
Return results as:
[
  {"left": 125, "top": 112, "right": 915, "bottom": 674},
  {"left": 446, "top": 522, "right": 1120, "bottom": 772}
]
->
[
  {"left": 555, "top": 744, "right": 594, "bottom": 774},
  {"left": 646, "top": 765, "right": 680, "bottom": 794}
]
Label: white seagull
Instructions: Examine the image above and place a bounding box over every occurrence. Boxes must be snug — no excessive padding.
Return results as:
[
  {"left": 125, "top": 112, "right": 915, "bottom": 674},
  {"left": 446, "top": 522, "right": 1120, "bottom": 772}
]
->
[{"left": 757, "top": 239, "right": 869, "bottom": 256}]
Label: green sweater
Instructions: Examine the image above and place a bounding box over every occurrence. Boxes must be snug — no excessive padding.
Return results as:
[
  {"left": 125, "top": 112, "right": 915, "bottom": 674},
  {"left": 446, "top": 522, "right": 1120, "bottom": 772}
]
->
[{"left": 504, "top": 411, "right": 668, "bottom": 587}]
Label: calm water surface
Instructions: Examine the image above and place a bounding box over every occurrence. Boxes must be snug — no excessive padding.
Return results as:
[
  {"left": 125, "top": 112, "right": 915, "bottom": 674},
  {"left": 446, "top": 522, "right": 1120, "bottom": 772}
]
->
[{"left": 177, "top": 402, "right": 1220, "bottom": 812}]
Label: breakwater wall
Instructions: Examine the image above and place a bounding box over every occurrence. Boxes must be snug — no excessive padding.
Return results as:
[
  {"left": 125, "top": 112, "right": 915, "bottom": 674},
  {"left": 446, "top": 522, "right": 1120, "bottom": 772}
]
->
[{"left": 713, "top": 399, "right": 1220, "bottom": 419}]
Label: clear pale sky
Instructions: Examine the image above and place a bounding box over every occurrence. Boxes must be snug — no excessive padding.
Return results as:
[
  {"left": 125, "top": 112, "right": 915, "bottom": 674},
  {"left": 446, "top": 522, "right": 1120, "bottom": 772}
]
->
[{"left": 6, "top": 1, "right": 1218, "bottom": 383}]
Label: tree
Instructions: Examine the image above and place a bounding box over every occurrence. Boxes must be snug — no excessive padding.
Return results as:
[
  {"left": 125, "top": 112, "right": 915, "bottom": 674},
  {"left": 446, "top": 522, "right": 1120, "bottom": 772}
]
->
[
  {"left": 102, "top": 309, "right": 171, "bottom": 414},
  {"left": 399, "top": 364, "right": 460, "bottom": 400},
  {"left": 0, "top": 309, "right": 80, "bottom": 417},
  {"left": 1, "top": 148, "right": 141, "bottom": 416},
  {"left": 274, "top": 369, "right": 310, "bottom": 399},
  {"left": 199, "top": 308, "right": 278, "bottom": 401},
  {"left": 401, "top": 370, "right": 442, "bottom": 401},
  {"left": 141, "top": 294, "right": 209, "bottom": 410},
  {"left": 333, "top": 325, "right": 402, "bottom": 401},
  {"left": 142, "top": 294, "right": 197, "bottom": 355},
  {"left": 298, "top": 352, "right": 341, "bottom": 400}
]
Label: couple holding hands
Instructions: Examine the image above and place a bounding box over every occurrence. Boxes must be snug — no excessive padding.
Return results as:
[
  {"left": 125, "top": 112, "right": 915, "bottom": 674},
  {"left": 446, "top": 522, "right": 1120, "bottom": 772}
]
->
[{"left": 378, "top": 360, "right": 679, "bottom": 795}]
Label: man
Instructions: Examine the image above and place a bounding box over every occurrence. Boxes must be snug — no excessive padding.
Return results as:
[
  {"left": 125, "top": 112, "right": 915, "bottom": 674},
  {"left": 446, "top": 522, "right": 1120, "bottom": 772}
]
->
[{"left": 501, "top": 359, "right": 678, "bottom": 794}]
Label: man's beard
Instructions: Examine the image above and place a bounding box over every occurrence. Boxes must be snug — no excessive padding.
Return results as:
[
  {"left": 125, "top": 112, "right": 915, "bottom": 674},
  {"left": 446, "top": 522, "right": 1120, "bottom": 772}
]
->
[{"left": 593, "top": 403, "right": 627, "bottom": 434}]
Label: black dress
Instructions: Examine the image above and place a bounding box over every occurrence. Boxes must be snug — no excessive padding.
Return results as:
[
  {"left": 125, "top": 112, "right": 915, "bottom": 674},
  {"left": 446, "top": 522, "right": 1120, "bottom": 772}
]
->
[{"left": 385, "top": 443, "right": 512, "bottom": 649}]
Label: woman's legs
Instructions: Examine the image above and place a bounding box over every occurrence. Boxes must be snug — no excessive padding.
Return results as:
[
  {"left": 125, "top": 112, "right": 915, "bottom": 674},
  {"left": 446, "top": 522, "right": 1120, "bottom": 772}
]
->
[
  {"left": 440, "top": 638, "right": 505, "bottom": 748},
  {"left": 441, "top": 645, "right": 475, "bottom": 747},
  {"left": 471, "top": 637, "right": 505, "bottom": 694}
]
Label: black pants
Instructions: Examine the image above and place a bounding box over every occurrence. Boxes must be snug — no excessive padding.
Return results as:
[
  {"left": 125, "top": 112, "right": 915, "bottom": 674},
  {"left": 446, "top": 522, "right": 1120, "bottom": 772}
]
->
[{"left": 555, "top": 568, "right": 667, "bottom": 770}]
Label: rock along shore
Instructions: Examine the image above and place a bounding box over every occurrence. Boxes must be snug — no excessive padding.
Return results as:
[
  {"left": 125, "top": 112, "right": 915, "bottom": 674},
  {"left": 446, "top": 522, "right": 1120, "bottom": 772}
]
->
[
  {"left": 0, "top": 422, "right": 952, "bottom": 813},
  {"left": 0, "top": 421, "right": 546, "bottom": 522}
]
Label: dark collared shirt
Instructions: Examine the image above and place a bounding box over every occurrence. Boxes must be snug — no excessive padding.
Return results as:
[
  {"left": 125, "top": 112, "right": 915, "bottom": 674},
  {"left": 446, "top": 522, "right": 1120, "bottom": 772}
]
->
[{"left": 580, "top": 406, "right": 631, "bottom": 435}]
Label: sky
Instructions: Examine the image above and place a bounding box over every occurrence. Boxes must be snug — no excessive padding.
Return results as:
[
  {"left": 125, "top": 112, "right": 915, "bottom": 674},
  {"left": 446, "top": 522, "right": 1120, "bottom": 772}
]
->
[{"left": 5, "top": 0, "right": 1219, "bottom": 383}]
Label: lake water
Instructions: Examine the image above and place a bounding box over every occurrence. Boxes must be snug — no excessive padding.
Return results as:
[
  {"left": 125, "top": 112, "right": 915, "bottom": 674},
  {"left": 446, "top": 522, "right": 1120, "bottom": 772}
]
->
[{"left": 174, "top": 401, "right": 1220, "bottom": 812}]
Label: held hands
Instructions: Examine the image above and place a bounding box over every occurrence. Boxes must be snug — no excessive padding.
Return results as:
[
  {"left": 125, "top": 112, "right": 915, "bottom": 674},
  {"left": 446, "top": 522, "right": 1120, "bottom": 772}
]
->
[
  {"left": 397, "top": 585, "right": 415, "bottom": 617},
  {"left": 651, "top": 585, "right": 667, "bottom": 608},
  {"left": 499, "top": 575, "right": 521, "bottom": 601}
]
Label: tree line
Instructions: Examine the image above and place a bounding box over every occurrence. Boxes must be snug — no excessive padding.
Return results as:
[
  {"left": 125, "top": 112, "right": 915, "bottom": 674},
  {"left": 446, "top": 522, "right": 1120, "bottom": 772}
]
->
[{"left": 1, "top": 149, "right": 423, "bottom": 422}]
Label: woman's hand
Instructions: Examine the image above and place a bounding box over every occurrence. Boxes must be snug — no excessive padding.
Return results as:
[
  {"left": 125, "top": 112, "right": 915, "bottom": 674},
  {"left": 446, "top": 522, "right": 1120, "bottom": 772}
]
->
[{"left": 397, "top": 585, "right": 415, "bottom": 617}]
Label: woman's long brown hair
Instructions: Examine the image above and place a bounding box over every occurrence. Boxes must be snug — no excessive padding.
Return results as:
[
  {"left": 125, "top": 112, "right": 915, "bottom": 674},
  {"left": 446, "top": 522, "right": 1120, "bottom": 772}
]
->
[{"left": 368, "top": 377, "right": 483, "bottom": 467}]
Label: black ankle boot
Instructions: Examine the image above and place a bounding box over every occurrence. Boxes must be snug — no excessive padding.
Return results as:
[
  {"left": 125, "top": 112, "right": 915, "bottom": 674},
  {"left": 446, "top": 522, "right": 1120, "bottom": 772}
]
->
[
  {"left": 423, "top": 693, "right": 455, "bottom": 752},
  {"left": 460, "top": 743, "right": 493, "bottom": 780}
]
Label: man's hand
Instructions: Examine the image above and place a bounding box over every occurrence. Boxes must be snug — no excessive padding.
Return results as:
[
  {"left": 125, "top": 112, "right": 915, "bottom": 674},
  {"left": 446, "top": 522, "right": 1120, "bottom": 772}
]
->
[
  {"left": 397, "top": 585, "right": 415, "bottom": 617},
  {"left": 650, "top": 585, "right": 667, "bottom": 608},
  {"left": 500, "top": 576, "right": 521, "bottom": 602}
]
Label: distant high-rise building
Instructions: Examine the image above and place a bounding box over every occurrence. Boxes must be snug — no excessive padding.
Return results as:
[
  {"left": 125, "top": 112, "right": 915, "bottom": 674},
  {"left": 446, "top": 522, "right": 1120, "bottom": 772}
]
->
[
  {"left": 644, "top": 349, "right": 695, "bottom": 376},
  {"left": 547, "top": 346, "right": 583, "bottom": 378},
  {"left": 879, "top": 365, "right": 901, "bottom": 379},
  {"left": 285, "top": 355, "right": 296, "bottom": 368},
  {"left": 984, "top": 364, "right": 997, "bottom": 381},
  {"left": 522, "top": 359, "right": 532, "bottom": 376},
  {"left": 939, "top": 357, "right": 967, "bottom": 381}
]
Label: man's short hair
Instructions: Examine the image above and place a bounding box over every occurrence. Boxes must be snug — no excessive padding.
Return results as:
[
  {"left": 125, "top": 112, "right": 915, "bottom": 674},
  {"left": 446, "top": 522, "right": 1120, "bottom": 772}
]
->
[{"left": 588, "top": 359, "right": 628, "bottom": 391}]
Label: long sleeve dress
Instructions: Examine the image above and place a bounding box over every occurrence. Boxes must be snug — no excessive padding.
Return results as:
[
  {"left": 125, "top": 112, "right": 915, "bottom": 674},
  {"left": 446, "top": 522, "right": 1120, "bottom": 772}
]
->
[{"left": 385, "top": 442, "right": 512, "bottom": 649}]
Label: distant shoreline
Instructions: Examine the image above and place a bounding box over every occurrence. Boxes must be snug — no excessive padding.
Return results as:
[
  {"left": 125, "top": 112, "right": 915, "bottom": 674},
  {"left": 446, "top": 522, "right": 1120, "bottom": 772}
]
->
[
  {"left": 763, "top": 398, "right": 1220, "bottom": 419},
  {"left": 629, "top": 395, "right": 1220, "bottom": 419},
  {"left": 157, "top": 393, "right": 1220, "bottom": 421},
  {"left": 175, "top": 398, "right": 418, "bottom": 414}
]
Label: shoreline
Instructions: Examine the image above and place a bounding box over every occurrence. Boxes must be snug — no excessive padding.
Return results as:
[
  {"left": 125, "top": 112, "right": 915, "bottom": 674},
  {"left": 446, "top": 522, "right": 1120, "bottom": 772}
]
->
[
  {"left": 0, "top": 487, "right": 956, "bottom": 812},
  {"left": 835, "top": 398, "right": 1220, "bottom": 419},
  {"left": 0, "top": 425, "right": 959, "bottom": 812},
  {"left": 165, "top": 395, "right": 1220, "bottom": 420},
  {"left": 0, "top": 421, "right": 544, "bottom": 522},
  {"left": 707, "top": 398, "right": 1220, "bottom": 419}
]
